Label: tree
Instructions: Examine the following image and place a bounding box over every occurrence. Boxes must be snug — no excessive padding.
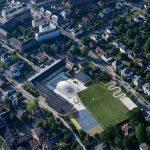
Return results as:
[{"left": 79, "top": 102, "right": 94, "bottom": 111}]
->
[
  {"left": 3, "top": 96, "right": 11, "bottom": 107},
  {"left": 40, "top": 44, "right": 49, "bottom": 51},
  {"left": 15, "top": 91, "right": 22, "bottom": 98},
  {"left": 126, "top": 29, "right": 135, "bottom": 40},
  {"left": 128, "top": 108, "right": 145, "bottom": 125},
  {"left": 10, "top": 113, "right": 18, "bottom": 121},
  {"left": 81, "top": 36, "right": 88, "bottom": 45},
  {"left": 80, "top": 46, "right": 89, "bottom": 55},
  {"left": 17, "top": 147, "right": 25, "bottom": 150},
  {"left": 134, "top": 36, "right": 142, "bottom": 49},
  {"left": 144, "top": 38, "right": 150, "bottom": 52},
  {"left": 147, "top": 7, "right": 150, "bottom": 15},
  {"left": 117, "top": 24, "right": 126, "bottom": 33},
  {"left": 27, "top": 98, "right": 39, "bottom": 112},
  {"left": 70, "top": 45, "right": 77, "bottom": 53},
  {"left": 115, "top": 135, "right": 123, "bottom": 148},
  {"left": 66, "top": 40, "right": 72, "bottom": 48},
  {"left": 146, "top": 72, "right": 150, "bottom": 80},
  {"left": 135, "top": 124, "right": 147, "bottom": 143}
]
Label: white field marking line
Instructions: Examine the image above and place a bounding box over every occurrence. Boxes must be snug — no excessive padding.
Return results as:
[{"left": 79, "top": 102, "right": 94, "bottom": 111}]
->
[
  {"left": 105, "top": 81, "right": 126, "bottom": 99},
  {"left": 105, "top": 81, "right": 137, "bottom": 110}
]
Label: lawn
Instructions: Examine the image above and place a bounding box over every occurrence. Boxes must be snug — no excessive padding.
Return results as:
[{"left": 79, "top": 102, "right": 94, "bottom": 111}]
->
[{"left": 78, "top": 81, "right": 128, "bottom": 128}]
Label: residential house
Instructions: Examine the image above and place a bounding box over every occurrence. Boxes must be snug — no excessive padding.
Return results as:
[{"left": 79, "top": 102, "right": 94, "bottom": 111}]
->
[
  {"left": 101, "top": 32, "right": 111, "bottom": 41},
  {"left": 9, "top": 38, "right": 37, "bottom": 52},
  {"left": 119, "top": 45, "right": 129, "bottom": 54},
  {"left": 0, "top": 28, "right": 9, "bottom": 43},
  {"left": 15, "top": 133, "right": 32, "bottom": 146},
  {"left": 147, "top": 65, "right": 150, "bottom": 71},
  {"left": 17, "top": 109, "right": 28, "bottom": 120},
  {"left": 115, "top": 2, "right": 124, "bottom": 10},
  {"left": 121, "top": 123, "right": 132, "bottom": 136},
  {"left": 0, "top": 116, "right": 7, "bottom": 129},
  {"left": 5, "top": 61, "right": 24, "bottom": 79},
  {"left": 112, "top": 40, "right": 122, "bottom": 49},
  {"left": 75, "top": 71, "right": 92, "bottom": 85},
  {"left": 39, "top": 23, "right": 51, "bottom": 33},
  {"left": 121, "top": 68, "right": 133, "bottom": 78},
  {"left": 70, "top": 28, "right": 83, "bottom": 37},
  {"left": 106, "top": 27, "right": 117, "bottom": 35},
  {"left": 66, "top": 51, "right": 76, "bottom": 62},
  {"left": 103, "top": 8, "right": 112, "bottom": 15},
  {"left": 42, "top": 139, "right": 52, "bottom": 150},
  {"left": 112, "top": 60, "right": 124, "bottom": 71},
  {"left": 128, "top": 51, "right": 137, "bottom": 60},
  {"left": 95, "top": 47, "right": 112, "bottom": 63},
  {"left": 80, "top": 17, "right": 91, "bottom": 27},
  {"left": 142, "top": 83, "right": 150, "bottom": 96},
  {"left": 133, "top": 16, "right": 143, "bottom": 23},
  {"left": 64, "top": 0, "right": 92, "bottom": 6},
  {"left": 95, "top": 142, "right": 109, "bottom": 150},
  {"left": 31, "top": 127, "right": 46, "bottom": 144},
  {"left": 0, "top": 76, "right": 5, "bottom": 87},
  {"left": 32, "top": 18, "right": 47, "bottom": 28},
  {"left": 5, "top": 127, "right": 18, "bottom": 145},
  {"left": 0, "top": 52, "right": 11, "bottom": 63},
  {"left": 2, "top": 2, "right": 31, "bottom": 21},
  {"left": 30, "top": 0, "right": 48, "bottom": 7},
  {"left": 90, "top": 33, "right": 101, "bottom": 43},
  {"left": 29, "top": 139, "right": 40, "bottom": 150},
  {"left": 52, "top": 14, "right": 59, "bottom": 23},
  {"left": 133, "top": 75, "right": 143, "bottom": 87},
  {"left": 0, "top": 103, "right": 10, "bottom": 118},
  {"left": 61, "top": 9, "right": 71, "bottom": 19},
  {"left": 98, "top": 12, "right": 104, "bottom": 18},
  {"left": 139, "top": 143, "right": 150, "bottom": 150}
]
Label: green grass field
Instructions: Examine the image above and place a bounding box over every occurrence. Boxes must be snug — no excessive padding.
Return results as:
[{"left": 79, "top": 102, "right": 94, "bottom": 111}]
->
[{"left": 78, "top": 81, "right": 128, "bottom": 128}]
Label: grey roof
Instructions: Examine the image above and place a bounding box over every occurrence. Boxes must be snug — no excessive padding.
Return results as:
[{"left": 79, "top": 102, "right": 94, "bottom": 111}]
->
[
  {"left": 75, "top": 71, "right": 92, "bottom": 84},
  {"left": 139, "top": 143, "right": 150, "bottom": 150}
]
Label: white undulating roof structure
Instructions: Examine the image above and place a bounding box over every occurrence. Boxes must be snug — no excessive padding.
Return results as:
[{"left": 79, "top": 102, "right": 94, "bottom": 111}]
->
[{"left": 56, "top": 81, "right": 78, "bottom": 98}]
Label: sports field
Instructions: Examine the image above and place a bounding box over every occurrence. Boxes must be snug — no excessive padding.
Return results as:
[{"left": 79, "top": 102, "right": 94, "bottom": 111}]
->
[{"left": 78, "top": 81, "right": 128, "bottom": 128}]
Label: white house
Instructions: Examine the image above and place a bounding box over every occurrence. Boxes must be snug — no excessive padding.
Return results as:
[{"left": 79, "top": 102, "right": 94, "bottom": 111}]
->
[
  {"left": 39, "top": 23, "right": 50, "bottom": 33},
  {"left": 119, "top": 45, "right": 129, "bottom": 54},
  {"left": 90, "top": 34, "right": 100, "bottom": 43},
  {"left": 101, "top": 54, "right": 112, "bottom": 63},
  {"left": 61, "top": 9, "right": 71, "bottom": 19},
  {"left": 112, "top": 40, "right": 122, "bottom": 48},
  {"left": 52, "top": 15, "right": 58, "bottom": 23},
  {"left": 112, "top": 60, "right": 124, "bottom": 71},
  {"left": 133, "top": 75, "right": 143, "bottom": 87},
  {"left": 142, "top": 83, "right": 150, "bottom": 96},
  {"left": 70, "top": 28, "right": 83, "bottom": 37},
  {"left": 106, "top": 27, "right": 117, "bottom": 35},
  {"left": 121, "top": 68, "right": 133, "bottom": 78},
  {"left": 101, "top": 32, "right": 111, "bottom": 41}
]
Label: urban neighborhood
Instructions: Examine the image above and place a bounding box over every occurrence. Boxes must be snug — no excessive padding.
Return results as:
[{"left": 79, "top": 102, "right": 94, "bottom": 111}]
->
[{"left": 0, "top": 0, "right": 150, "bottom": 150}]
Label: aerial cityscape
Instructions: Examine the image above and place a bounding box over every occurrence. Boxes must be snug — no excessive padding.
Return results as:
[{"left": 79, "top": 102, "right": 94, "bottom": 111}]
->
[{"left": 0, "top": 0, "right": 149, "bottom": 149}]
